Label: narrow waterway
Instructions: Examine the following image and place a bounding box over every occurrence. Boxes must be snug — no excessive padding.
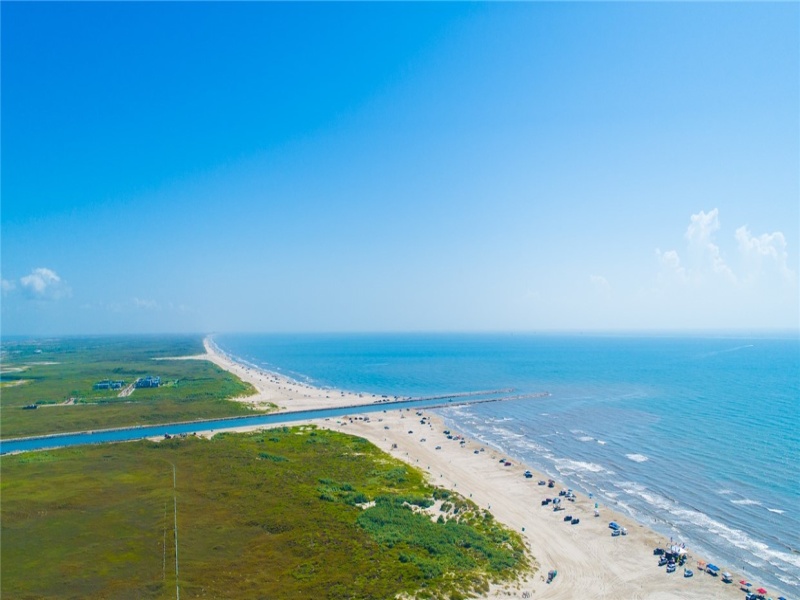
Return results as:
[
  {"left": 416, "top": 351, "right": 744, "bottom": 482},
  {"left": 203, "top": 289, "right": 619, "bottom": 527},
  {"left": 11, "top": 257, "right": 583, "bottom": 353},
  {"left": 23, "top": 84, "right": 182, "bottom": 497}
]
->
[{"left": 0, "top": 391, "right": 544, "bottom": 454}]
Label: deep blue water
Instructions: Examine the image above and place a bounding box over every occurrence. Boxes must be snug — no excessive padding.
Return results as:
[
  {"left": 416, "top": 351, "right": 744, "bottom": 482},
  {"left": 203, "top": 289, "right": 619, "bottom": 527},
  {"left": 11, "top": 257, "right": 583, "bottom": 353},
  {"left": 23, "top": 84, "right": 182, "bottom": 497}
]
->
[{"left": 216, "top": 332, "right": 800, "bottom": 596}]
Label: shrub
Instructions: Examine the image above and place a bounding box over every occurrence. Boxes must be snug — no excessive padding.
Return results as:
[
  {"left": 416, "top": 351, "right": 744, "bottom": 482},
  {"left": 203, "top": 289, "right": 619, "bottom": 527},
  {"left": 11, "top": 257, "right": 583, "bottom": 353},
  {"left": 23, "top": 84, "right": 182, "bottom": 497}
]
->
[{"left": 258, "top": 452, "right": 288, "bottom": 462}]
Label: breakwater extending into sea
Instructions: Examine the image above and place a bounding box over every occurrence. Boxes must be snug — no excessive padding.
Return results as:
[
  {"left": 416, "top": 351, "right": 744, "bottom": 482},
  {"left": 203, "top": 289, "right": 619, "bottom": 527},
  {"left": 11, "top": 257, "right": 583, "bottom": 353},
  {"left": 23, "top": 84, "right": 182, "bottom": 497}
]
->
[{"left": 215, "top": 332, "right": 800, "bottom": 596}]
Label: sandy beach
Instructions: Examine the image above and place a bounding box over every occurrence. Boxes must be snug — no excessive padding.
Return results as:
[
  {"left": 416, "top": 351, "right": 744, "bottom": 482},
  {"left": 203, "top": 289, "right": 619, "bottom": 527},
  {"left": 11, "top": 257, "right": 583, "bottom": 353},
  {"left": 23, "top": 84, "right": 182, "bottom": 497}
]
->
[
  {"left": 202, "top": 337, "right": 391, "bottom": 412},
  {"left": 198, "top": 338, "right": 749, "bottom": 599}
]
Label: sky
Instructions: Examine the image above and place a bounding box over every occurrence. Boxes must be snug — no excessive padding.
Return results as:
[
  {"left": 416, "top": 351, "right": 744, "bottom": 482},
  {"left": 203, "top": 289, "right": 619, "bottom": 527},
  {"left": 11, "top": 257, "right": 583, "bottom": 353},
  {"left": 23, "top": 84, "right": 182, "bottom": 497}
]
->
[{"left": 2, "top": 2, "right": 798, "bottom": 335}]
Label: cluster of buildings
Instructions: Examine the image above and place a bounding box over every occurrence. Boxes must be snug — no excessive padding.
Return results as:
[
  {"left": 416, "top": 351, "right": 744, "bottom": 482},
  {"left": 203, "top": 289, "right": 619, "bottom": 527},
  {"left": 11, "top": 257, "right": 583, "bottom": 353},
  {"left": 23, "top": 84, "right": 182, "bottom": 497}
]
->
[
  {"left": 93, "top": 380, "right": 126, "bottom": 390},
  {"left": 134, "top": 376, "right": 161, "bottom": 388},
  {"left": 92, "top": 376, "right": 162, "bottom": 390}
]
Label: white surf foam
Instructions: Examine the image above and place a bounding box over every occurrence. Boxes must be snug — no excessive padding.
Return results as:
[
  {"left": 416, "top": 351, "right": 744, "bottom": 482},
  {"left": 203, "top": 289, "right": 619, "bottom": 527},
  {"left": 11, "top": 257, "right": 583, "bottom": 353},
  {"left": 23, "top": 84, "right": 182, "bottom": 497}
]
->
[
  {"left": 490, "top": 426, "right": 523, "bottom": 439},
  {"left": 554, "top": 458, "right": 613, "bottom": 475},
  {"left": 621, "top": 482, "right": 800, "bottom": 572},
  {"left": 626, "top": 453, "right": 649, "bottom": 463},
  {"left": 731, "top": 499, "right": 762, "bottom": 506},
  {"left": 515, "top": 439, "right": 549, "bottom": 454},
  {"left": 573, "top": 477, "right": 800, "bottom": 600},
  {"left": 776, "top": 572, "right": 800, "bottom": 587}
]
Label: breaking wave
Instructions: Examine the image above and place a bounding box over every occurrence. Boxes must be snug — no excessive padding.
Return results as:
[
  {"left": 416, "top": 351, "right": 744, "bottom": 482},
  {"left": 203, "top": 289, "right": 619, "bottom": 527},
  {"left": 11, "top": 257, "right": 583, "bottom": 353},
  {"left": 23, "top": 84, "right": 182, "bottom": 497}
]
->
[{"left": 626, "top": 453, "right": 649, "bottom": 463}]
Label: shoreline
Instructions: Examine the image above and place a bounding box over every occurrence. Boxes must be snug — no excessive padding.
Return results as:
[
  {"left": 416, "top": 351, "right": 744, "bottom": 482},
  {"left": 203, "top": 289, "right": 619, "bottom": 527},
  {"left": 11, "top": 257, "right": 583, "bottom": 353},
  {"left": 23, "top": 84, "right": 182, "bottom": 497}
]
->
[
  {"left": 202, "top": 336, "right": 756, "bottom": 599},
  {"left": 203, "top": 336, "right": 389, "bottom": 412}
]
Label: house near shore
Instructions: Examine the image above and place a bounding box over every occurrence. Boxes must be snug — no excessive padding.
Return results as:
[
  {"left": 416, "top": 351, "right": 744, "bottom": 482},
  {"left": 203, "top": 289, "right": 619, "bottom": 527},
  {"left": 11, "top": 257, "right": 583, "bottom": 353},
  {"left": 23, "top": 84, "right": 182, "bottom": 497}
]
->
[
  {"left": 93, "top": 379, "right": 126, "bottom": 390},
  {"left": 135, "top": 376, "right": 161, "bottom": 389}
]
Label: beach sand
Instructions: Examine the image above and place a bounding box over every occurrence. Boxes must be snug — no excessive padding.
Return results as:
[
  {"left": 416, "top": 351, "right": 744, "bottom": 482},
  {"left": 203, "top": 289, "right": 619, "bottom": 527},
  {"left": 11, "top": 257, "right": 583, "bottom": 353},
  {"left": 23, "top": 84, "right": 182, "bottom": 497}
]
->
[
  {"left": 198, "top": 338, "right": 747, "bottom": 599},
  {"left": 202, "top": 337, "right": 390, "bottom": 412}
]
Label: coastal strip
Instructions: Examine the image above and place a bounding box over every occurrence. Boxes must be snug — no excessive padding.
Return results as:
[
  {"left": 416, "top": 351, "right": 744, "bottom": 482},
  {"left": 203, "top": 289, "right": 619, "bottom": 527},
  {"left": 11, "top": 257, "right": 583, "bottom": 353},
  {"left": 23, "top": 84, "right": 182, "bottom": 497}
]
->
[
  {"left": 202, "top": 338, "right": 755, "bottom": 599},
  {"left": 2, "top": 338, "right": 771, "bottom": 597}
]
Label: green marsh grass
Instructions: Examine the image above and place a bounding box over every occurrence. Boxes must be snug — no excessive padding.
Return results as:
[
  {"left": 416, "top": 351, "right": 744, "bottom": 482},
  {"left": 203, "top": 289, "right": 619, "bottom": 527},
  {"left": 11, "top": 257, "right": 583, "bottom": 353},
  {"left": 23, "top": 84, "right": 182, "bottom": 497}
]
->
[{"left": 1, "top": 427, "right": 529, "bottom": 599}]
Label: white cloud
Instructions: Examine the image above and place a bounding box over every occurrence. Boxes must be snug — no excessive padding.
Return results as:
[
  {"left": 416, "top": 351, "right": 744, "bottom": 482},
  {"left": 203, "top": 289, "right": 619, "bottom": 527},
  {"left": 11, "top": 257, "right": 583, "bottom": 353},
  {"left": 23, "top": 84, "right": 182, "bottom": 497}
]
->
[
  {"left": 685, "top": 208, "right": 720, "bottom": 245},
  {"left": 659, "top": 209, "right": 795, "bottom": 288},
  {"left": 735, "top": 226, "right": 795, "bottom": 283},
  {"left": 649, "top": 208, "right": 798, "bottom": 329},
  {"left": 684, "top": 208, "right": 736, "bottom": 282},
  {"left": 1, "top": 279, "right": 16, "bottom": 294},
  {"left": 656, "top": 249, "right": 687, "bottom": 282},
  {"left": 19, "top": 268, "right": 71, "bottom": 300}
]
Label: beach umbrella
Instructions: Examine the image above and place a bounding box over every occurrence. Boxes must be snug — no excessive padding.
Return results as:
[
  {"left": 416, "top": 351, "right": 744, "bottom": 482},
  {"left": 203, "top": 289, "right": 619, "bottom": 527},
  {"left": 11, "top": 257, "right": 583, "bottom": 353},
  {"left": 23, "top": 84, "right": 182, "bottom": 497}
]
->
[
  {"left": 740, "top": 580, "right": 750, "bottom": 586},
  {"left": 757, "top": 588, "right": 768, "bottom": 595}
]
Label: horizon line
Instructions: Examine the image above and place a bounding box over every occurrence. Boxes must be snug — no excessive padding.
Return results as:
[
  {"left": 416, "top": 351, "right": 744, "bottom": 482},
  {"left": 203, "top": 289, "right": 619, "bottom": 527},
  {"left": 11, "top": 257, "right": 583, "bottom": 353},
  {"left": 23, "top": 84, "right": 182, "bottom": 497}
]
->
[{"left": 2, "top": 328, "right": 799, "bottom": 341}]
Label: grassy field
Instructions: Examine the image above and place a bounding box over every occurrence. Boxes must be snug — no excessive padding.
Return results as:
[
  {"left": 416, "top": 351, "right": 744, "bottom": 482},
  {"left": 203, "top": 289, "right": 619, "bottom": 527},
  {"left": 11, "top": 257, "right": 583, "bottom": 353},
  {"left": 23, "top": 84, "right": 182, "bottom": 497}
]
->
[
  {"left": 1, "top": 427, "right": 530, "bottom": 599},
  {"left": 0, "top": 335, "right": 262, "bottom": 439}
]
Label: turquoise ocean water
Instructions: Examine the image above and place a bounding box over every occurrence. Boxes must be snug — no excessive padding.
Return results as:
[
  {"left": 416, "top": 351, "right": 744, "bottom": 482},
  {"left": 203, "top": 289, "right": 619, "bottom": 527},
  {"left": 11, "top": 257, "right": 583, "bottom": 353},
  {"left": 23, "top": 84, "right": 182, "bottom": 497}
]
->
[{"left": 216, "top": 333, "right": 799, "bottom": 596}]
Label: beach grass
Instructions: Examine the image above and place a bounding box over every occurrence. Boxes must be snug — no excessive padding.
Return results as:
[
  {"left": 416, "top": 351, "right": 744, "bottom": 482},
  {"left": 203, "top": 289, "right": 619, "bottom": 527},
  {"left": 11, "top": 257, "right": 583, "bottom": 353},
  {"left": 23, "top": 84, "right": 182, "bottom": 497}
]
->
[
  {"left": 0, "top": 335, "right": 261, "bottom": 439},
  {"left": 1, "top": 426, "right": 529, "bottom": 599}
]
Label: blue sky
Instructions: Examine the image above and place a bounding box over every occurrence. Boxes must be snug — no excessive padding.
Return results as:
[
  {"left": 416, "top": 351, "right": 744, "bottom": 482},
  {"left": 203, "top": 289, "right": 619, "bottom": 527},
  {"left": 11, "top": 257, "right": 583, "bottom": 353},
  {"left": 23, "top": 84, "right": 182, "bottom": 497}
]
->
[{"left": 2, "top": 2, "right": 798, "bottom": 335}]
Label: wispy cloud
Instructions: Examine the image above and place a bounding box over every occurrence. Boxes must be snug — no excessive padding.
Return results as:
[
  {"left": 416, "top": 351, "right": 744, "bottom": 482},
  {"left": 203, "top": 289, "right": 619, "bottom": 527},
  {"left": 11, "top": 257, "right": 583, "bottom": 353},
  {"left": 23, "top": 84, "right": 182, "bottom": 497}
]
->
[
  {"left": 81, "top": 297, "right": 195, "bottom": 315},
  {"left": 655, "top": 249, "right": 687, "bottom": 283},
  {"left": 683, "top": 208, "right": 736, "bottom": 282},
  {"left": 590, "top": 274, "right": 610, "bottom": 293},
  {"left": 735, "top": 226, "right": 795, "bottom": 284},
  {"left": 133, "top": 297, "right": 160, "bottom": 310},
  {"left": 1, "top": 278, "right": 16, "bottom": 294},
  {"left": 19, "top": 267, "right": 71, "bottom": 300},
  {"left": 657, "top": 208, "right": 795, "bottom": 288}
]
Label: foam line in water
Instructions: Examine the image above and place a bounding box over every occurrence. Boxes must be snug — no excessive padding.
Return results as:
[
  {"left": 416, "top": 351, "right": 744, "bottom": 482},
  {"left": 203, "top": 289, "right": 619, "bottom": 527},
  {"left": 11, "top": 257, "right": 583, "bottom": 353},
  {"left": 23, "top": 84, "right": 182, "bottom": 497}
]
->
[
  {"left": 554, "top": 457, "right": 614, "bottom": 475},
  {"left": 625, "top": 453, "right": 649, "bottom": 462},
  {"left": 621, "top": 482, "right": 800, "bottom": 573}
]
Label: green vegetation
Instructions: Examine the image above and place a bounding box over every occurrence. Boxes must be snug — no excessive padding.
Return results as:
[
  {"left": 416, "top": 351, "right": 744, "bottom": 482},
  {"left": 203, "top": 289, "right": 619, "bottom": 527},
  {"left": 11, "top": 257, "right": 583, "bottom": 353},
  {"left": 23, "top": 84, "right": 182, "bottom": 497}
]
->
[
  {"left": 1, "top": 427, "right": 529, "bottom": 599},
  {"left": 0, "top": 335, "right": 263, "bottom": 439}
]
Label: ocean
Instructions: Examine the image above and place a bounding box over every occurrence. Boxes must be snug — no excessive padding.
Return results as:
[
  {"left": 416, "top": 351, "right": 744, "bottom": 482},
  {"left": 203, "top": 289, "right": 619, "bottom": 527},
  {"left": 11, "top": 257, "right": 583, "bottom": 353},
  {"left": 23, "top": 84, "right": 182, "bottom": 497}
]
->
[{"left": 215, "top": 332, "right": 799, "bottom": 596}]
